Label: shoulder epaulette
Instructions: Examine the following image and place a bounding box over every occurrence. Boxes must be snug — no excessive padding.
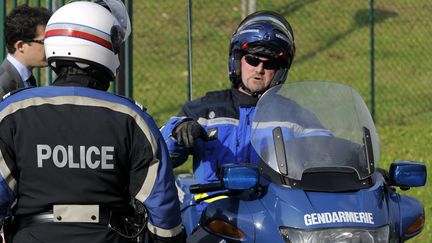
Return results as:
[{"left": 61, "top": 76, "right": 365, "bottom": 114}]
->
[{"left": 1, "top": 87, "right": 35, "bottom": 102}]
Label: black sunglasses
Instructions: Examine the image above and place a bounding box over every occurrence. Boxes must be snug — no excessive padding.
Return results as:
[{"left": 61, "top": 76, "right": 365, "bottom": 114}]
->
[
  {"left": 244, "top": 54, "right": 280, "bottom": 70},
  {"left": 25, "top": 39, "right": 44, "bottom": 45}
]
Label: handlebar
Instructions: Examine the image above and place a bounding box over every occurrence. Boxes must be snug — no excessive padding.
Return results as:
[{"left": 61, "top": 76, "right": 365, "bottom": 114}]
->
[{"left": 189, "top": 182, "right": 223, "bottom": 194}]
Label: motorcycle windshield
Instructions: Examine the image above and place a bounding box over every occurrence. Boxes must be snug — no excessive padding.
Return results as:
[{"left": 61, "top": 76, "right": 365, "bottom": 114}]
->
[{"left": 251, "top": 81, "right": 379, "bottom": 182}]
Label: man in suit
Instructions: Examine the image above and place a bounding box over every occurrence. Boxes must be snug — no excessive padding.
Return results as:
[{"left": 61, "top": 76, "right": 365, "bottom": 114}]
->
[{"left": 0, "top": 4, "right": 51, "bottom": 97}]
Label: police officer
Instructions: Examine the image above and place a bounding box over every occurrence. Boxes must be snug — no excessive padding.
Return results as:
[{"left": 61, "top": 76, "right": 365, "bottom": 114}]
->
[
  {"left": 161, "top": 11, "right": 297, "bottom": 213},
  {"left": 0, "top": 1, "right": 185, "bottom": 242}
]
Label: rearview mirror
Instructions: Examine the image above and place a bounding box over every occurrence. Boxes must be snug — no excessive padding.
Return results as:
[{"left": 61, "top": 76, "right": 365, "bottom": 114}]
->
[
  {"left": 220, "top": 164, "right": 260, "bottom": 190},
  {"left": 389, "top": 161, "right": 426, "bottom": 188}
]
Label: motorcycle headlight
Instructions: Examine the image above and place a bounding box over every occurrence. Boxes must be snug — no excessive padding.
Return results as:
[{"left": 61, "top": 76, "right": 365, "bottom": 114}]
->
[{"left": 279, "top": 225, "right": 389, "bottom": 243}]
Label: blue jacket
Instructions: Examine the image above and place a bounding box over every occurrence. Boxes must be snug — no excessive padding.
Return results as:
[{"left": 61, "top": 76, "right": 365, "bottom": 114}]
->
[
  {"left": 161, "top": 88, "right": 332, "bottom": 186},
  {"left": 162, "top": 89, "right": 260, "bottom": 185}
]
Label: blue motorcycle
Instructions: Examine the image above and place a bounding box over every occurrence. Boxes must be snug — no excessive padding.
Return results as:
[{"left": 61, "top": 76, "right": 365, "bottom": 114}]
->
[{"left": 176, "top": 81, "right": 426, "bottom": 243}]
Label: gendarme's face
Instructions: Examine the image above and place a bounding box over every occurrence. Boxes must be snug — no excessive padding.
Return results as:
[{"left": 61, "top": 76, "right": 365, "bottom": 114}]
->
[{"left": 240, "top": 54, "right": 276, "bottom": 95}]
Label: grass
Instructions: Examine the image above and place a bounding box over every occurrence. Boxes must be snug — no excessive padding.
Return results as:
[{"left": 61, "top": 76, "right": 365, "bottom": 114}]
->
[{"left": 379, "top": 119, "right": 432, "bottom": 242}]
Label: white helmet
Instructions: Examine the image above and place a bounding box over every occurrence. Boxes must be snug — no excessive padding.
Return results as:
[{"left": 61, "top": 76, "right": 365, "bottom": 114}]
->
[{"left": 44, "top": 0, "right": 131, "bottom": 80}]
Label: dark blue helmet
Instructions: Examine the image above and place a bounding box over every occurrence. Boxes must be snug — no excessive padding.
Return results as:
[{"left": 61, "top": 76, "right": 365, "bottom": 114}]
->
[{"left": 229, "top": 11, "right": 296, "bottom": 89}]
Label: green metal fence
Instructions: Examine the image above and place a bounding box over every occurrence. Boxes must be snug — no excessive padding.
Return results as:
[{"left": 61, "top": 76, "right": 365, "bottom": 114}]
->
[
  {"left": 132, "top": 0, "right": 431, "bottom": 126},
  {"left": 135, "top": 0, "right": 366, "bottom": 124},
  {"left": 1, "top": 0, "right": 431, "bottom": 127}
]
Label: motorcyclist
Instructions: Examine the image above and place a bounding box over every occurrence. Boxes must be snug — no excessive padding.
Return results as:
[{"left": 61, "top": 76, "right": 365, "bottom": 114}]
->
[
  {"left": 161, "top": 11, "right": 297, "bottom": 211},
  {"left": 0, "top": 1, "right": 185, "bottom": 242}
]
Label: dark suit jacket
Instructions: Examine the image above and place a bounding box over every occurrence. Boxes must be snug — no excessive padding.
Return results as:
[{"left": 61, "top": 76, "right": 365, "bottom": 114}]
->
[{"left": 0, "top": 59, "right": 26, "bottom": 98}]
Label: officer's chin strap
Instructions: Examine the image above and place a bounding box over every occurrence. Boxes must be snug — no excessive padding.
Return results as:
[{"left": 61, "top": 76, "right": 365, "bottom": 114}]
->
[
  {"left": 239, "top": 72, "right": 284, "bottom": 97},
  {"left": 239, "top": 82, "right": 267, "bottom": 98}
]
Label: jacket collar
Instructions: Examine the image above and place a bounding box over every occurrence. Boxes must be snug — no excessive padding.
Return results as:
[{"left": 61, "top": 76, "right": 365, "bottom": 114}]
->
[{"left": 232, "top": 88, "right": 259, "bottom": 107}]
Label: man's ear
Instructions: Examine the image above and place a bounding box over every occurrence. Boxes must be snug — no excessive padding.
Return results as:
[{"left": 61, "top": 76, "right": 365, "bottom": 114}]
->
[{"left": 14, "top": 40, "right": 25, "bottom": 53}]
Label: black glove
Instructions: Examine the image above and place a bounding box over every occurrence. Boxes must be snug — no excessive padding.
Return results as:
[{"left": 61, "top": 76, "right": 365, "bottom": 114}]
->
[{"left": 173, "top": 120, "right": 207, "bottom": 148}]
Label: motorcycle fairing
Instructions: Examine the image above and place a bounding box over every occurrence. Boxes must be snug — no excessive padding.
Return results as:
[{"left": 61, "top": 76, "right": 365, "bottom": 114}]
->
[{"left": 251, "top": 81, "right": 380, "bottom": 191}]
